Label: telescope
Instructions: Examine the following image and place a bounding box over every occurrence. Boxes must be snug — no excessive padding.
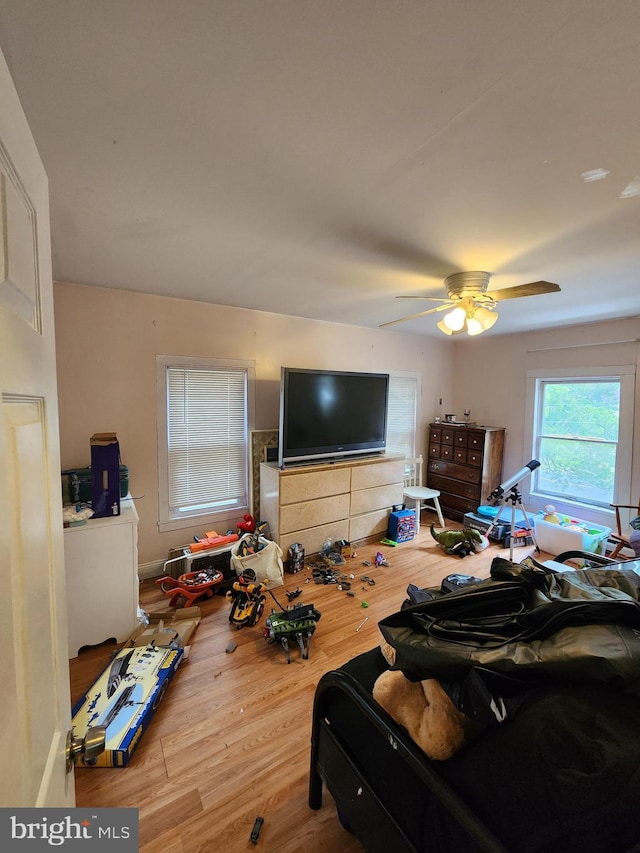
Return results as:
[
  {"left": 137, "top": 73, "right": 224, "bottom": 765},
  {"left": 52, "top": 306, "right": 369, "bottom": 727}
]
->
[{"left": 487, "top": 460, "right": 540, "bottom": 502}]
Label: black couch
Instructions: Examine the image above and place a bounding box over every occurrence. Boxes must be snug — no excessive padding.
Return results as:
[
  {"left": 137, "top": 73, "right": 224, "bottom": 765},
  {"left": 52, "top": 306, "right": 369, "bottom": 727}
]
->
[{"left": 309, "top": 555, "right": 640, "bottom": 852}]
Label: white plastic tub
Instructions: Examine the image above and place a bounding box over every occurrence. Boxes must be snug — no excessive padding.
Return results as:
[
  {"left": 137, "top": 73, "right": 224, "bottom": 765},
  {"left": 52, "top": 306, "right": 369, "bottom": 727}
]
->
[{"left": 532, "top": 516, "right": 611, "bottom": 556}]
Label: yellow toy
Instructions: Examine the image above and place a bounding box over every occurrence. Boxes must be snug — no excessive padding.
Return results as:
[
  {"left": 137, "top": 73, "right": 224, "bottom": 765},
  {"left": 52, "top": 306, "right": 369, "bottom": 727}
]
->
[{"left": 542, "top": 504, "right": 560, "bottom": 524}]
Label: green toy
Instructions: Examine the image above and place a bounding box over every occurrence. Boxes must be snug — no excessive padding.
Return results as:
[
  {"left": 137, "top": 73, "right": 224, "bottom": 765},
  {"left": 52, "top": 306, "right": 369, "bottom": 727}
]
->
[{"left": 430, "top": 523, "right": 487, "bottom": 558}]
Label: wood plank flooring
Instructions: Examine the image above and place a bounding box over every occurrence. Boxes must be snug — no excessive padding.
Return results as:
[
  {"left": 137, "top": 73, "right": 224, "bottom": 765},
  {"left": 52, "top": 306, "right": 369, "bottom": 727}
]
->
[{"left": 68, "top": 523, "right": 543, "bottom": 852}]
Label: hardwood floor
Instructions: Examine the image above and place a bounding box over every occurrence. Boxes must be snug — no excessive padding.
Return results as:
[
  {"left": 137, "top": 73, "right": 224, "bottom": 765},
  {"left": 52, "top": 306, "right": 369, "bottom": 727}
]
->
[{"left": 68, "top": 523, "right": 543, "bottom": 852}]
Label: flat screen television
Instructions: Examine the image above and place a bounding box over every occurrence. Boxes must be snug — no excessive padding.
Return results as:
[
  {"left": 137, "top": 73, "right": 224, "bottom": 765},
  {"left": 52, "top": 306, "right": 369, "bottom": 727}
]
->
[{"left": 278, "top": 367, "right": 389, "bottom": 467}]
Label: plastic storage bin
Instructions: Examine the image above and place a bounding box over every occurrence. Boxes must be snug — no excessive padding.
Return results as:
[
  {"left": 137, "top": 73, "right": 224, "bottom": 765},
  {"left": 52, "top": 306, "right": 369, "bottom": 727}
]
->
[
  {"left": 388, "top": 508, "right": 416, "bottom": 542},
  {"left": 532, "top": 516, "right": 611, "bottom": 555}
]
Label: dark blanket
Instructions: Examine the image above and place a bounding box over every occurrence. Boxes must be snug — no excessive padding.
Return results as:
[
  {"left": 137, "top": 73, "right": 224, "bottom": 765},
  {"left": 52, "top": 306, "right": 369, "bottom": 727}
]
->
[
  {"left": 379, "top": 557, "right": 640, "bottom": 722},
  {"left": 337, "top": 647, "right": 640, "bottom": 853}
]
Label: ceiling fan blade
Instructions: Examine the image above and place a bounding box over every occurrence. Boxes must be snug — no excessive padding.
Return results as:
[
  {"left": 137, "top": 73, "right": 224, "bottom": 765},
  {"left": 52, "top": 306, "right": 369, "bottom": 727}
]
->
[
  {"left": 395, "top": 295, "right": 451, "bottom": 302},
  {"left": 379, "top": 303, "right": 452, "bottom": 328},
  {"left": 489, "top": 281, "right": 561, "bottom": 301}
]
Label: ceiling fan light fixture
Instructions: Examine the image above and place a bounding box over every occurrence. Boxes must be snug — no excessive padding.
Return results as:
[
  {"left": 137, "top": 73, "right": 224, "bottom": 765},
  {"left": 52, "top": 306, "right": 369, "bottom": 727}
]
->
[
  {"left": 467, "top": 306, "right": 498, "bottom": 335},
  {"left": 442, "top": 306, "right": 466, "bottom": 331},
  {"left": 436, "top": 319, "right": 455, "bottom": 335},
  {"left": 466, "top": 316, "right": 483, "bottom": 336}
]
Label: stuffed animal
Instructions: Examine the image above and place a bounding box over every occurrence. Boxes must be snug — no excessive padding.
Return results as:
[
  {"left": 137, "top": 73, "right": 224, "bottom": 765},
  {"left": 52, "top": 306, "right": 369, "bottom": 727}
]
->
[
  {"left": 373, "top": 639, "right": 481, "bottom": 760},
  {"left": 430, "top": 523, "right": 488, "bottom": 557},
  {"left": 237, "top": 513, "right": 257, "bottom": 534}
]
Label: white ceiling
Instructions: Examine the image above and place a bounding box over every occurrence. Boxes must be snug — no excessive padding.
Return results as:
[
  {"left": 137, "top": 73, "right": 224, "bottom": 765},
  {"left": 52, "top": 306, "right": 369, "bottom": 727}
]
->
[{"left": 1, "top": 0, "right": 639, "bottom": 338}]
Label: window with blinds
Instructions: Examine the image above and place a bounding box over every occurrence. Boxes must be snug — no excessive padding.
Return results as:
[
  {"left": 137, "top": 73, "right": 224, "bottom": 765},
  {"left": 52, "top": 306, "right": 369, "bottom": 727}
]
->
[
  {"left": 157, "top": 356, "right": 255, "bottom": 532},
  {"left": 386, "top": 373, "right": 419, "bottom": 460}
]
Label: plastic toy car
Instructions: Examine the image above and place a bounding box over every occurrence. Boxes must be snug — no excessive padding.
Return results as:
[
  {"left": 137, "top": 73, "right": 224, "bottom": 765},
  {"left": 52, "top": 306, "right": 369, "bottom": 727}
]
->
[{"left": 226, "top": 568, "right": 268, "bottom": 628}]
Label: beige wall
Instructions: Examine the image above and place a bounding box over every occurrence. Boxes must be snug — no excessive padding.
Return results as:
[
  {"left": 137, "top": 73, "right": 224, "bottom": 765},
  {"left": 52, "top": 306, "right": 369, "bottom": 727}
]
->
[
  {"left": 53, "top": 281, "right": 454, "bottom": 567},
  {"left": 451, "top": 317, "right": 640, "bottom": 527}
]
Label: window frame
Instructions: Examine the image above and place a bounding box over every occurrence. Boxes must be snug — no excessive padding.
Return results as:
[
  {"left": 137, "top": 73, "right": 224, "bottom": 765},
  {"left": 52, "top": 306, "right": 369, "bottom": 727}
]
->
[
  {"left": 386, "top": 372, "right": 420, "bottom": 461},
  {"left": 524, "top": 365, "right": 634, "bottom": 525},
  {"left": 156, "top": 354, "right": 255, "bottom": 534}
]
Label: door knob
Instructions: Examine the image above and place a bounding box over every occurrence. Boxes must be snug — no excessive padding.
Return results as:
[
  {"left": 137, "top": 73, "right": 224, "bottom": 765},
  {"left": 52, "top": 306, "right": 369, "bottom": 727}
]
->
[{"left": 66, "top": 725, "right": 106, "bottom": 772}]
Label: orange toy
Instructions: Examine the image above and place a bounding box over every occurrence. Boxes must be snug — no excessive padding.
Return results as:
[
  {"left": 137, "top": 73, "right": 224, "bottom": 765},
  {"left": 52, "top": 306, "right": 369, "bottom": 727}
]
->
[
  {"left": 155, "top": 567, "right": 224, "bottom": 607},
  {"left": 188, "top": 531, "right": 239, "bottom": 553}
]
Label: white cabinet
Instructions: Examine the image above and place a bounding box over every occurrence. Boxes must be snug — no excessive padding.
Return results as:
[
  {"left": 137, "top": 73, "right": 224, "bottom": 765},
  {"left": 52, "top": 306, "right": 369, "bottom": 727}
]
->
[
  {"left": 260, "top": 455, "right": 404, "bottom": 555},
  {"left": 63, "top": 496, "right": 140, "bottom": 658}
]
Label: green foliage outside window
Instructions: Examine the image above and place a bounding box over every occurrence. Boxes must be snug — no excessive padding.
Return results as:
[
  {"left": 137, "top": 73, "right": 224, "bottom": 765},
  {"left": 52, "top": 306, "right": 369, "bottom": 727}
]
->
[{"left": 535, "top": 381, "right": 619, "bottom": 505}]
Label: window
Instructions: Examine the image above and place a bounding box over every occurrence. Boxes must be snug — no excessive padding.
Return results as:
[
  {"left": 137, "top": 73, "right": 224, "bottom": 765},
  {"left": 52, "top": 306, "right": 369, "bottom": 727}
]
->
[
  {"left": 386, "top": 373, "right": 419, "bottom": 460},
  {"left": 526, "top": 366, "right": 634, "bottom": 516},
  {"left": 157, "top": 356, "right": 255, "bottom": 532}
]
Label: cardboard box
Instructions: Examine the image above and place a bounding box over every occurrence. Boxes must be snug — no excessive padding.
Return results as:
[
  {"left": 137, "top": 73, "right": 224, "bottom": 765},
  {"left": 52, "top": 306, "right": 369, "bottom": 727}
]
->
[
  {"left": 71, "top": 644, "right": 183, "bottom": 767},
  {"left": 532, "top": 516, "right": 611, "bottom": 556},
  {"left": 124, "top": 607, "right": 201, "bottom": 649}
]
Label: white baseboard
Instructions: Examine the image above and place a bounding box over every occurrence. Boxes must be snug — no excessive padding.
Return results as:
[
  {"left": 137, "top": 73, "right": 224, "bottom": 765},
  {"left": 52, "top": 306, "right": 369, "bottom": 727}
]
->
[{"left": 138, "top": 559, "right": 165, "bottom": 580}]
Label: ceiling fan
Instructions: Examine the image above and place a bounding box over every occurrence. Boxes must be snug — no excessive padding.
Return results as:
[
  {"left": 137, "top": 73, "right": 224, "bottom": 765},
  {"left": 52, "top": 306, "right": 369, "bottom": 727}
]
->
[{"left": 380, "top": 271, "right": 561, "bottom": 336}]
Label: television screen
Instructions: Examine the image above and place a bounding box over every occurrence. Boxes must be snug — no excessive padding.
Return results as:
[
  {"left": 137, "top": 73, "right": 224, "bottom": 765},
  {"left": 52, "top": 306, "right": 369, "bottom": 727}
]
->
[{"left": 278, "top": 367, "right": 389, "bottom": 467}]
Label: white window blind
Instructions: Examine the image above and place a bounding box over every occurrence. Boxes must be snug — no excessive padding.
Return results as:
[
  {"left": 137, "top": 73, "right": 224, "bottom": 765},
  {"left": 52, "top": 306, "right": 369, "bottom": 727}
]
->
[
  {"left": 386, "top": 374, "right": 418, "bottom": 460},
  {"left": 166, "top": 365, "right": 248, "bottom": 516}
]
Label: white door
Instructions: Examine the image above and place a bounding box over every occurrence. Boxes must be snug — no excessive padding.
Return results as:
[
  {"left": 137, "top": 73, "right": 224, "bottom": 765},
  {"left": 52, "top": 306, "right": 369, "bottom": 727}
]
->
[{"left": 0, "top": 48, "right": 74, "bottom": 806}]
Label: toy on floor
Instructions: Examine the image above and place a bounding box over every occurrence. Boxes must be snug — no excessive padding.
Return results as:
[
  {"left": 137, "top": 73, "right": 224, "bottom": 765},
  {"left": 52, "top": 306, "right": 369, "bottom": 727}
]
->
[
  {"left": 155, "top": 567, "right": 224, "bottom": 607},
  {"left": 263, "top": 601, "right": 322, "bottom": 663},
  {"left": 430, "top": 523, "right": 488, "bottom": 558},
  {"left": 226, "top": 568, "right": 268, "bottom": 628}
]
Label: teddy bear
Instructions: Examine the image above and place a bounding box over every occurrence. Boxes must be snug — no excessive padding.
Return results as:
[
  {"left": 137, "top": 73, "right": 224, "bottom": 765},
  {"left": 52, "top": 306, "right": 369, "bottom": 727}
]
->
[{"left": 372, "top": 639, "right": 482, "bottom": 760}]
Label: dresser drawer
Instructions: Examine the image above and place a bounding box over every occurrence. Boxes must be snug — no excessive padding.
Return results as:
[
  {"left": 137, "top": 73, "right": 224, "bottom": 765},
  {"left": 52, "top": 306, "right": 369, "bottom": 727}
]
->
[
  {"left": 350, "top": 482, "right": 404, "bottom": 516},
  {"left": 467, "top": 449, "right": 483, "bottom": 467},
  {"left": 280, "top": 493, "right": 350, "bottom": 534},
  {"left": 453, "top": 430, "right": 468, "bottom": 447},
  {"left": 428, "top": 473, "right": 480, "bottom": 501},
  {"left": 438, "top": 491, "right": 479, "bottom": 518},
  {"left": 428, "top": 459, "right": 481, "bottom": 485},
  {"left": 351, "top": 458, "right": 405, "bottom": 491},
  {"left": 440, "top": 428, "right": 455, "bottom": 445},
  {"left": 279, "top": 520, "right": 350, "bottom": 557},
  {"left": 349, "top": 508, "right": 390, "bottom": 542},
  {"left": 467, "top": 431, "right": 485, "bottom": 452},
  {"left": 279, "top": 467, "right": 350, "bottom": 505}
]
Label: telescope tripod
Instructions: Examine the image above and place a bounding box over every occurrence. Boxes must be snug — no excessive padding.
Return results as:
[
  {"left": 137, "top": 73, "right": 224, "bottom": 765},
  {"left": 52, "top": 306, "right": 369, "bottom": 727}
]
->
[{"left": 484, "top": 485, "right": 540, "bottom": 561}]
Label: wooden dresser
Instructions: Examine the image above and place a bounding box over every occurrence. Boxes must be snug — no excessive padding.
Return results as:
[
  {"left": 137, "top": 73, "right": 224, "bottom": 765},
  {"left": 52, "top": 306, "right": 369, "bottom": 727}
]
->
[
  {"left": 426, "top": 424, "right": 505, "bottom": 522},
  {"left": 260, "top": 454, "right": 405, "bottom": 556}
]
